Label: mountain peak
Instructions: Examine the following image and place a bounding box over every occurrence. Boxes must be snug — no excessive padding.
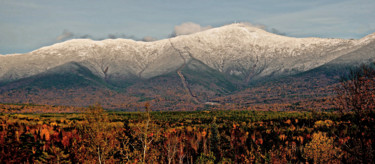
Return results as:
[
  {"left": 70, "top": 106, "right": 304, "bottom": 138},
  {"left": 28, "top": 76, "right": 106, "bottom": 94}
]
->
[{"left": 358, "top": 32, "right": 375, "bottom": 45}]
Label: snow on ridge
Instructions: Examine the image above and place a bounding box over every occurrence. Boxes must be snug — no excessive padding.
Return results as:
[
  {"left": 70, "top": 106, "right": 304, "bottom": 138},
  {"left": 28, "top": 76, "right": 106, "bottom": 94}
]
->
[
  {"left": 0, "top": 53, "right": 23, "bottom": 57},
  {"left": 0, "top": 23, "right": 372, "bottom": 82},
  {"left": 358, "top": 32, "right": 375, "bottom": 45},
  {"left": 4, "top": 23, "right": 358, "bottom": 57},
  {"left": 2, "top": 23, "right": 372, "bottom": 57}
]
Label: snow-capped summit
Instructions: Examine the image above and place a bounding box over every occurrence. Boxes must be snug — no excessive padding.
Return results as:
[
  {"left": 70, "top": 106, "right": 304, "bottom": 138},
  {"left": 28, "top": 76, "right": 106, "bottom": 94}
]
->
[{"left": 0, "top": 23, "right": 374, "bottom": 83}]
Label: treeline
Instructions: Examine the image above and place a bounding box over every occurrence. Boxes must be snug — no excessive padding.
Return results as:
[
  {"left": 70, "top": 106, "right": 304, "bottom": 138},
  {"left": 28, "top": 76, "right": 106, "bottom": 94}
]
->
[{"left": 0, "top": 103, "right": 84, "bottom": 113}]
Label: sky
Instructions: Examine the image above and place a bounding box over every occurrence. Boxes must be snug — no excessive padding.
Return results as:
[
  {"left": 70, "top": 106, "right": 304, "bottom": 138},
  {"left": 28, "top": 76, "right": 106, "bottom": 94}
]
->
[{"left": 0, "top": 0, "right": 374, "bottom": 54}]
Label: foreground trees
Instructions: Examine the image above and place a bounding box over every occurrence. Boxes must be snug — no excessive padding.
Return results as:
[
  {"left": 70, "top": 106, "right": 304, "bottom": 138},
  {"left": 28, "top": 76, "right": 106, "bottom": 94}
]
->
[
  {"left": 2, "top": 110, "right": 371, "bottom": 163},
  {"left": 303, "top": 132, "right": 342, "bottom": 163},
  {"left": 132, "top": 103, "right": 160, "bottom": 163},
  {"left": 335, "top": 63, "right": 375, "bottom": 119},
  {"left": 79, "top": 104, "right": 117, "bottom": 163},
  {"left": 334, "top": 63, "right": 375, "bottom": 163}
]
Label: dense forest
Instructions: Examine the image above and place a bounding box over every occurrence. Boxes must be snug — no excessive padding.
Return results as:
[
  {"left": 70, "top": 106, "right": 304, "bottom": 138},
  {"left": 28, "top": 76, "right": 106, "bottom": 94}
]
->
[{"left": 0, "top": 106, "right": 374, "bottom": 163}]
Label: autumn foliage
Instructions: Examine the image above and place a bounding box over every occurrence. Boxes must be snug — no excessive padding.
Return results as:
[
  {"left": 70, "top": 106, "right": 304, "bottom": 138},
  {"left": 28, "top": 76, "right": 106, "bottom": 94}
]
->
[{"left": 0, "top": 108, "right": 374, "bottom": 163}]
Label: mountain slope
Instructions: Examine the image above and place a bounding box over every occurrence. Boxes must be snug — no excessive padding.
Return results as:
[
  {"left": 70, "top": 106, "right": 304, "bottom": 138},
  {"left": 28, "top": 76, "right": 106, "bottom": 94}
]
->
[
  {"left": 0, "top": 23, "right": 374, "bottom": 110},
  {"left": 1, "top": 23, "right": 373, "bottom": 83},
  {"left": 0, "top": 62, "right": 111, "bottom": 91}
]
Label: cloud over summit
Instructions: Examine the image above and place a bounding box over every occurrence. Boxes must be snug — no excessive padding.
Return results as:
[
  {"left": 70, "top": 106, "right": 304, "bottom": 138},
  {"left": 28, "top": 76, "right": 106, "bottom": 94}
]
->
[
  {"left": 56, "top": 30, "right": 74, "bottom": 41},
  {"left": 172, "top": 22, "right": 212, "bottom": 36}
]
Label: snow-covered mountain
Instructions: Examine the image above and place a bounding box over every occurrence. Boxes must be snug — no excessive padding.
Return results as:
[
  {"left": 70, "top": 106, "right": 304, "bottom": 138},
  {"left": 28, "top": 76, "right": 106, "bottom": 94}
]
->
[
  {"left": 1, "top": 23, "right": 374, "bottom": 84},
  {"left": 1, "top": 23, "right": 375, "bottom": 109},
  {"left": 0, "top": 24, "right": 375, "bottom": 82}
]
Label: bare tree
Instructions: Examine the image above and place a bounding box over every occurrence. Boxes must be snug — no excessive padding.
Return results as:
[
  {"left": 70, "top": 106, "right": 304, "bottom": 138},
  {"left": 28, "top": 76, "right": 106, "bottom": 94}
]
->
[
  {"left": 334, "top": 63, "right": 375, "bottom": 163},
  {"left": 81, "top": 104, "right": 113, "bottom": 164},
  {"left": 133, "top": 103, "right": 160, "bottom": 163},
  {"left": 178, "top": 134, "right": 186, "bottom": 164},
  {"left": 335, "top": 63, "right": 375, "bottom": 117},
  {"left": 165, "top": 133, "right": 178, "bottom": 164}
]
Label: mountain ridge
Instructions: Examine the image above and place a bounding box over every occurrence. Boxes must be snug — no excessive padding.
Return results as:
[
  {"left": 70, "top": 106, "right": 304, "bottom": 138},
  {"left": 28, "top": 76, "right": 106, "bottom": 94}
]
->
[
  {"left": 0, "top": 23, "right": 375, "bottom": 110},
  {"left": 1, "top": 23, "right": 374, "bottom": 83}
]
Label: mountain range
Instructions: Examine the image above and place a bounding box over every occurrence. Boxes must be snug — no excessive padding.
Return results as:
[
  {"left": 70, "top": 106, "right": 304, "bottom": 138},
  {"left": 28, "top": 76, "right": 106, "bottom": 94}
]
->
[{"left": 1, "top": 23, "right": 374, "bottom": 111}]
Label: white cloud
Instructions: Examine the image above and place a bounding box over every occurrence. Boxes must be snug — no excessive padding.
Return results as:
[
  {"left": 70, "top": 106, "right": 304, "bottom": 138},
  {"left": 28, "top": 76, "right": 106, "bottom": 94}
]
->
[
  {"left": 142, "top": 36, "right": 156, "bottom": 42},
  {"left": 241, "top": 22, "right": 266, "bottom": 30},
  {"left": 173, "top": 22, "right": 212, "bottom": 36},
  {"left": 56, "top": 30, "right": 74, "bottom": 41}
]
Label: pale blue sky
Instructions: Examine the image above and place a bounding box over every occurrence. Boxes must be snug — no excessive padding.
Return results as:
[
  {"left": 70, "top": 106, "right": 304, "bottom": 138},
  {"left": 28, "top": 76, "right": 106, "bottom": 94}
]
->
[{"left": 0, "top": 0, "right": 374, "bottom": 54}]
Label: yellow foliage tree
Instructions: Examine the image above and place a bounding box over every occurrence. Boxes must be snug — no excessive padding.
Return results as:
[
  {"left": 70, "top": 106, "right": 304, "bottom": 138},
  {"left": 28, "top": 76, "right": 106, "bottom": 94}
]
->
[
  {"left": 132, "top": 103, "right": 160, "bottom": 163},
  {"left": 81, "top": 103, "right": 117, "bottom": 164},
  {"left": 303, "top": 132, "right": 342, "bottom": 163}
]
